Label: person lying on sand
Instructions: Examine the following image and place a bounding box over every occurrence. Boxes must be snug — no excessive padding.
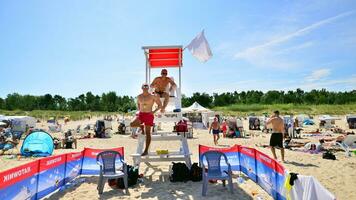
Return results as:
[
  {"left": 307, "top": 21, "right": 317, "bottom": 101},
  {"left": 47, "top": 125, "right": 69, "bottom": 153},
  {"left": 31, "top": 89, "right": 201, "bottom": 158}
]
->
[{"left": 150, "top": 69, "right": 176, "bottom": 113}]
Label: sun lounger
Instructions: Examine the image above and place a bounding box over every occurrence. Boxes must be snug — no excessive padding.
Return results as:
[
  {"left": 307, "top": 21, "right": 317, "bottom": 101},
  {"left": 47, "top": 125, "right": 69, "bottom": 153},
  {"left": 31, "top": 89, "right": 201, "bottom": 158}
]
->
[{"left": 336, "top": 135, "right": 356, "bottom": 157}]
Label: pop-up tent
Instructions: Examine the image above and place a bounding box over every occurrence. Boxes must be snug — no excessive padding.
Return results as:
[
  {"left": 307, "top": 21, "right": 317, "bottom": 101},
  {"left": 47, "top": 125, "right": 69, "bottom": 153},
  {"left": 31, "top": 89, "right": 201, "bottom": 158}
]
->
[{"left": 21, "top": 130, "right": 54, "bottom": 157}]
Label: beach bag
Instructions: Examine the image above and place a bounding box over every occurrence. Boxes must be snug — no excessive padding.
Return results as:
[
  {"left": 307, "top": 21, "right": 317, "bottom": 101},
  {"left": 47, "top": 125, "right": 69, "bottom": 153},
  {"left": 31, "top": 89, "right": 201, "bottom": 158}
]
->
[
  {"left": 175, "top": 120, "right": 188, "bottom": 132},
  {"left": 109, "top": 165, "right": 139, "bottom": 189},
  {"left": 170, "top": 162, "right": 190, "bottom": 182},
  {"left": 322, "top": 151, "right": 336, "bottom": 160},
  {"left": 190, "top": 163, "right": 202, "bottom": 182}
]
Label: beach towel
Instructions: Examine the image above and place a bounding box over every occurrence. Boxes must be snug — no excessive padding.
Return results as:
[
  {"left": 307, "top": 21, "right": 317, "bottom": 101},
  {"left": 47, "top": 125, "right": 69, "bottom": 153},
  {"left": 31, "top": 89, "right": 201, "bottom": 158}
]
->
[{"left": 288, "top": 175, "right": 336, "bottom": 200}]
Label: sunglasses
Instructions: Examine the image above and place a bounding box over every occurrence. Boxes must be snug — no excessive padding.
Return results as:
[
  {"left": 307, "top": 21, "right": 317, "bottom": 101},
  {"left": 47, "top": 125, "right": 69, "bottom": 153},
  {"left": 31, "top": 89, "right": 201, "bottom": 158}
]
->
[
  {"left": 142, "top": 85, "right": 149, "bottom": 89},
  {"left": 161, "top": 73, "right": 167, "bottom": 75}
]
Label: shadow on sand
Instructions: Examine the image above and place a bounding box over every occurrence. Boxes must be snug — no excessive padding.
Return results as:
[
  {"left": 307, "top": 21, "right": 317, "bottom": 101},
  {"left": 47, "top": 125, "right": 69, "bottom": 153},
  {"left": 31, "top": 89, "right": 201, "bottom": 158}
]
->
[
  {"left": 284, "top": 161, "right": 319, "bottom": 168},
  {"left": 46, "top": 175, "right": 254, "bottom": 200}
]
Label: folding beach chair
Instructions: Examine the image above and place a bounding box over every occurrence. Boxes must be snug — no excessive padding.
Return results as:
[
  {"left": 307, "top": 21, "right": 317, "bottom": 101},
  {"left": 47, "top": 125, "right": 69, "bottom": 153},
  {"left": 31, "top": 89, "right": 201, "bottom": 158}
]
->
[
  {"left": 200, "top": 151, "right": 233, "bottom": 196},
  {"left": 336, "top": 135, "right": 356, "bottom": 157},
  {"left": 96, "top": 151, "right": 128, "bottom": 194}
]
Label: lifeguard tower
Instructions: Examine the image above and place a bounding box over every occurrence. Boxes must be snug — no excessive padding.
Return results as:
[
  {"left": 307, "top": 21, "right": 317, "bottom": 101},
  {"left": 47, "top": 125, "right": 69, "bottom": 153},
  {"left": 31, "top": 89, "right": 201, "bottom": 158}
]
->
[{"left": 131, "top": 46, "right": 192, "bottom": 168}]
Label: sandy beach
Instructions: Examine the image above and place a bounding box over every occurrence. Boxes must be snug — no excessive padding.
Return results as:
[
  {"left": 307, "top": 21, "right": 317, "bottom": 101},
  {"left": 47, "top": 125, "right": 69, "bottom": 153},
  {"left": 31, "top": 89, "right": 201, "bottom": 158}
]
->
[{"left": 1, "top": 116, "right": 355, "bottom": 200}]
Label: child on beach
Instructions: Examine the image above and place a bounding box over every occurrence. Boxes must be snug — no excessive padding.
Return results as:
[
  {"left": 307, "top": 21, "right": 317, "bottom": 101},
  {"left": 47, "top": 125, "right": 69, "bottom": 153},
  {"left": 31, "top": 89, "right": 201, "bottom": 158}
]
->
[
  {"left": 221, "top": 119, "right": 227, "bottom": 138},
  {"left": 209, "top": 117, "right": 220, "bottom": 145}
]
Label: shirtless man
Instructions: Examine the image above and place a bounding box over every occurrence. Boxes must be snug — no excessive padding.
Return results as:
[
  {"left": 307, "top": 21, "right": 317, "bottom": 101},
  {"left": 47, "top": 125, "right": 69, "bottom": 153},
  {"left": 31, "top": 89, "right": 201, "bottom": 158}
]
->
[
  {"left": 130, "top": 83, "right": 162, "bottom": 156},
  {"left": 150, "top": 69, "right": 176, "bottom": 113},
  {"left": 209, "top": 117, "right": 220, "bottom": 145},
  {"left": 266, "top": 110, "right": 285, "bottom": 162}
]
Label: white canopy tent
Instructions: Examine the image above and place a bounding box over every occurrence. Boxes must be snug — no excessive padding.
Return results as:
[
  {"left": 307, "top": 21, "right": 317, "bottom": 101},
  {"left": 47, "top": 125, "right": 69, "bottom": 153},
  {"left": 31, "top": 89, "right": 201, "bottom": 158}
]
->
[
  {"left": 182, "top": 102, "right": 211, "bottom": 113},
  {"left": 182, "top": 102, "right": 214, "bottom": 128}
]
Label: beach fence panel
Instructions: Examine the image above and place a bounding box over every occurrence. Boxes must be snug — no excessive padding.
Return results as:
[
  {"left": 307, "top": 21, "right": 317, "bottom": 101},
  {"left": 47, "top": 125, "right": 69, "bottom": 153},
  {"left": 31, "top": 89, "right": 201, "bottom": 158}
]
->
[
  {"left": 255, "top": 150, "right": 277, "bottom": 199},
  {"left": 0, "top": 160, "right": 40, "bottom": 200},
  {"left": 275, "top": 162, "right": 287, "bottom": 200},
  {"left": 64, "top": 151, "right": 84, "bottom": 184},
  {"left": 199, "top": 144, "right": 240, "bottom": 171},
  {"left": 36, "top": 154, "right": 67, "bottom": 199},
  {"left": 239, "top": 146, "right": 257, "bottom": 182},
  {"left": 81, "top": 147, "right": 124, "bottom": 175}
]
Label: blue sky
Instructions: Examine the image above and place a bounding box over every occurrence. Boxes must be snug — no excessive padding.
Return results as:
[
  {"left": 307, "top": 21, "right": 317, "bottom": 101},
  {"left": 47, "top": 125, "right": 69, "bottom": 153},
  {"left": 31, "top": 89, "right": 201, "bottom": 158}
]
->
[{"left": 1, "top": 0, "right": 355, "bottom": 98}]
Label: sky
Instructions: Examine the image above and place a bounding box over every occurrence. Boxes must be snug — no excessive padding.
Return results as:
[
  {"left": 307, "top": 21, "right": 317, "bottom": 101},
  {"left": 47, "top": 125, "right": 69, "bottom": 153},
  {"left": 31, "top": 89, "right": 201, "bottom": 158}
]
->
[{"left": 1, "top": 0, "right": 355, "bottom": 98}]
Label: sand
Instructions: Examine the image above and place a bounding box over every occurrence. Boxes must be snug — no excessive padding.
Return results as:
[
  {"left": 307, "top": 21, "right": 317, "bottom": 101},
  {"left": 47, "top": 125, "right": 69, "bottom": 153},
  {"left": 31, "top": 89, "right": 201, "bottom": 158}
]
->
[{"left": 1, "top": 116, "right": 355, "bottom": 200}]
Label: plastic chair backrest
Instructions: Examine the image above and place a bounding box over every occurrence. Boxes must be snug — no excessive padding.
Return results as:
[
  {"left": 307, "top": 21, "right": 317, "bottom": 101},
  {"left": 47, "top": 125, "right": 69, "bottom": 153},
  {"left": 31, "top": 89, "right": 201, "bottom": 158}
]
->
[
  {"left": 96, "top": 151, "right": 122, "bottom": 174},
  {"left": 202, "top": 151, "right": 226, "bottom": 175}
]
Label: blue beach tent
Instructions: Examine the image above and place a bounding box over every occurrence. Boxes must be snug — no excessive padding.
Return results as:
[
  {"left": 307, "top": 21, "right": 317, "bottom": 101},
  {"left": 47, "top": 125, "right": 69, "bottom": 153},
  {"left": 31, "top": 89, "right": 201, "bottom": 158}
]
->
[{"left": 21, "top": 130, "right": 54, "bottom": 157}]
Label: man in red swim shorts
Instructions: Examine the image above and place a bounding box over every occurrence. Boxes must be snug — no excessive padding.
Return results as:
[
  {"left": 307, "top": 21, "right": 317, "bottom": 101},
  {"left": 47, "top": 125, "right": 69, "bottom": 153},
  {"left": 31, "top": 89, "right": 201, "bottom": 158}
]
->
[{"left": 130, "top": 83, "right": 162, "bottom": 156}]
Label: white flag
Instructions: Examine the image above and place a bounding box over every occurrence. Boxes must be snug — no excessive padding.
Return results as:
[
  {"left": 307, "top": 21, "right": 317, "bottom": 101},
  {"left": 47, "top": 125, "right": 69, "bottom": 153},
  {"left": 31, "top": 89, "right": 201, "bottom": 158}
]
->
[{"left": 185, "top": 30, "right": 212, "bottom": 62}]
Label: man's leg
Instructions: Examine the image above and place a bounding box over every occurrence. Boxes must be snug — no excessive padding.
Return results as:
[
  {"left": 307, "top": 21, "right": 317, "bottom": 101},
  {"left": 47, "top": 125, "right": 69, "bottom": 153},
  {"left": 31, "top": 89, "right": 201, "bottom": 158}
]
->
[
  {"left": 130, "top": 117, "right": 141, "bottom": 127},
  {"left": 281, "top": 148, "right": 285, "bottom": 162},
  {"left": 162, "top": 92, "right": 170, "bottom": 112},
  {"left": 271, "top": 147, "right": 277, "bottom": 160},
  {"left": 142, "top": 125, "right": 152, "bottom": 156}
]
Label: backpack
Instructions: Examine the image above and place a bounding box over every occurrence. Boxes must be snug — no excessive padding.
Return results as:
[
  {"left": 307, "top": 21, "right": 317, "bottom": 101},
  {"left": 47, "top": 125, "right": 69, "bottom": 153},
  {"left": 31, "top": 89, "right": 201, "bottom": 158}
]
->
[
  {"left": 170, "top": 162, "right": 190, "bottom": 182},
  {"left": 108, "top": 165, "right": 139, "bottom": 189},
  {"left": 175, "top": 120, "right": 188, "bottom": 132},
  {"left": 322, "top": 151, "right": 336, "bottom": 160},
  {"left": 190, "top": 163, "right": 202, "bottom": 182}
]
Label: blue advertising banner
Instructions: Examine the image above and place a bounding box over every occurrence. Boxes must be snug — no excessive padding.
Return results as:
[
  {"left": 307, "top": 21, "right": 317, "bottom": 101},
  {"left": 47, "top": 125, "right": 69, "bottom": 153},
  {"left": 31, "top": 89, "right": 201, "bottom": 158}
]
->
[
  {"left": 64, "top": 151, "right": 83, "bottom": 184},
  {"left": 0, "top": 160, "right": 39, "bottom": 200},
  {"left": 37, "top": 154, "right": 66, "bottom": 199},
  {"left": 239, "top": 146, "right": 257, "bottom": 182},
  {"left": 275, "top": 162, "right": 287, "bottom": 200},
  {"left": 256, "top": 151, "right": 277, "bottom": 198}
]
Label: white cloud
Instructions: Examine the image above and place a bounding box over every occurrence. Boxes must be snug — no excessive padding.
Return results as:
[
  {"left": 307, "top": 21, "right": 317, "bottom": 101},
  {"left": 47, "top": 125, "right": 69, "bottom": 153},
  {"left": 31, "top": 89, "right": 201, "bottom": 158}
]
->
[
  {"left": 305, "top": 68, "right": 331, "bottom": 82},
  {"left": 300, "top": 74, "right": 356, "bottom": 90},
  {"left": 233, "top": 11, "right": 355, "bottom": 68}
]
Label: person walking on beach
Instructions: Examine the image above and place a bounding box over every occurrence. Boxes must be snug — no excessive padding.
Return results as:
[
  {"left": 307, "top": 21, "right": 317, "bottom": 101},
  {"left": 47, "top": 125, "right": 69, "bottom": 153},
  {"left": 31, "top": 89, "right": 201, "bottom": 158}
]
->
[
  {"left": 266, "top": 110, "right": 285, "bottom": 162},
  {"left": 130, "top": 83, "right": 162, "bottom": 156},
  {"left": 209, "top": 117, "right": 220, "bottom": 145},
  {"left": 150, "top": 69, "right": 176, "bottom": 113}
]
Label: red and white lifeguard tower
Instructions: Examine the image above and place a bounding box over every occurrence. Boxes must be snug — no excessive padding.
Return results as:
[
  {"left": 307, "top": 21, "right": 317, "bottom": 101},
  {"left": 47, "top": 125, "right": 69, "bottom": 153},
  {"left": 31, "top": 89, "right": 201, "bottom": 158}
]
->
[
  {"left": 131, "top": 45, "right": 191, "bottom": 168},
  {"left": 142, "top": 45, "right": 183, "bottom": 122}
]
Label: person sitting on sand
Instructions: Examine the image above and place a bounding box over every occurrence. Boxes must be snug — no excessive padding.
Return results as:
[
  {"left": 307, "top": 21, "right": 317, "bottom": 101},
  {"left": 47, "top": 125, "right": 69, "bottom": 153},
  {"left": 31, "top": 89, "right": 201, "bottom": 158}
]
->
[
  {"left": 209, "top": 117, "right": 220, "bottom": 145},
  {"left": 150, "top": 69, "right": 176, "bottom": 113},
  {"left": 130, "top": 83, "right": 162, "bottom": 156},
  {"left": 0, "top": 130, "right": 18, "bottom": 155}
]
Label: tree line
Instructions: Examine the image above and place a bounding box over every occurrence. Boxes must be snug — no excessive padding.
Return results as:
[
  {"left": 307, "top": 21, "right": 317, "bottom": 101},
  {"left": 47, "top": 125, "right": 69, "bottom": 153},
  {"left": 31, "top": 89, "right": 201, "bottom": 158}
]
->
[
  {"left": 0, "top": 92, "right": 136, "bottom": 112},
  {"left": 0, "top": 89, "right": 355, "bottom": 112},
  {"left": 182, "top": 89, "right": 356, "bottom": 108}
]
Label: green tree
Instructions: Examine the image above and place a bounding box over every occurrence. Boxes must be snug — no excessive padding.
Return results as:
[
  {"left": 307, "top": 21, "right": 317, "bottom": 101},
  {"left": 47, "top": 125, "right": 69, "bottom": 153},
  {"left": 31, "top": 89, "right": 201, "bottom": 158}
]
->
[
  {"left": 0, "top": 97, "right": 4, "bottom": 109},
  {"left": 53, "top": 95, "right": 67, "bottom": 110},
  {"left": 5, "top": 93, "right": 22, "bottom": 110}
]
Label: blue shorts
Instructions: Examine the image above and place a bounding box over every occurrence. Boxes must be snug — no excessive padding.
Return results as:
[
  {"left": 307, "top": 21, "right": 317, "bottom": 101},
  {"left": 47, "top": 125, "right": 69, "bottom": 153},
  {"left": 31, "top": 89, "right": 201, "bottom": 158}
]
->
[
  {"left": 212, "top": 129, "right": 220, "bottom": 135},
  {"left": 0, "top": 143, "right": 14, "bottom": 151}
]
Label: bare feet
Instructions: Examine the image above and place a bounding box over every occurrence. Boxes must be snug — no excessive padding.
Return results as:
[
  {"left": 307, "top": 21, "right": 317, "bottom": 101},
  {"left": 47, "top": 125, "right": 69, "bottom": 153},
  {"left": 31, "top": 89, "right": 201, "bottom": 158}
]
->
[{"left": 141, "top": 151, "right": 148, "bottom": 156}]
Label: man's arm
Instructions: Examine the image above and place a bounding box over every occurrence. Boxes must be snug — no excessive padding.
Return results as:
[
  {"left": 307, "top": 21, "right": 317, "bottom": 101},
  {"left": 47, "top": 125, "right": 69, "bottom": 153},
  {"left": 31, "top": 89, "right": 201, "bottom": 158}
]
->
[
  {"left": 150, "top": 77, "right": 158, "bottom": 88},
  {"left": 168, "top": 78, "right": 177, "bottom": 91},
  {"left": 136, "top": 96, "right": 141, "bottom": 111},
  {"left": 153, "top": 95, "right": 162, "bottom": 113},
  {"left": 266, "top": 117, "right": 274, "bottom": 125}
]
